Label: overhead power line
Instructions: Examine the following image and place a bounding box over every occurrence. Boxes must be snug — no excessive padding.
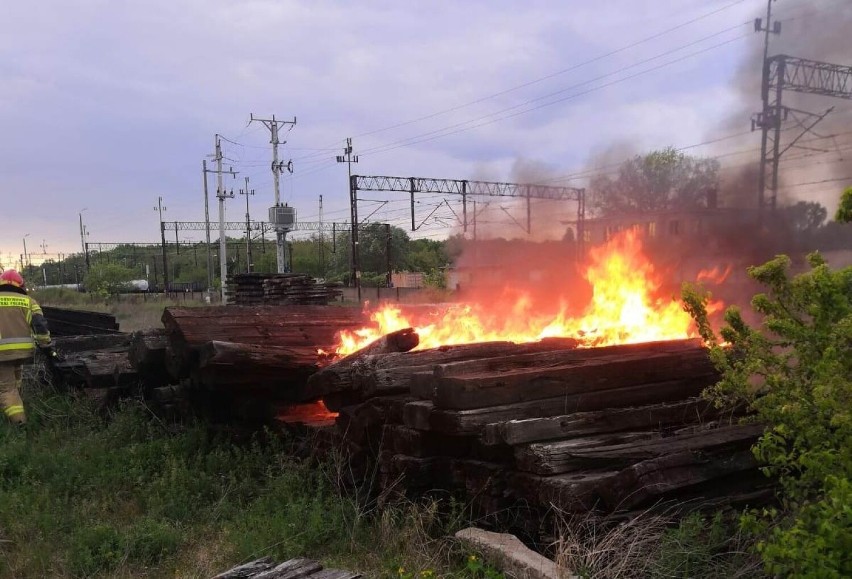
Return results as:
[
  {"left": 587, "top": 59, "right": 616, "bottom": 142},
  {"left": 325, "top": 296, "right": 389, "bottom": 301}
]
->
[
  {"left": 352, "top": 0, "right": 749, "bottom": 140},
  {"left": 359, "top": 29, "right": 752, "bottom": 158}
]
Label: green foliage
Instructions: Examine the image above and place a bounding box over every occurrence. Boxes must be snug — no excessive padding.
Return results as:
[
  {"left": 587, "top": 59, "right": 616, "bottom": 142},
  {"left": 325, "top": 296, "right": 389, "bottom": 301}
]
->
[
  {"left": 591, "top": 146, "right": 720, "bottom": 215},
  {"left": 68, "top": 524, "right": 125, "bottom": 576},
  {"left": 781, "top": 200, "right": 828, "bottom": 232},
  {"left": 0, "top": 387, "right": 508, "bottom": 577},
  {"left": 423, "top": 269, "right": 446, "bottom": 289},
  {"left": 649, "top": 512, "right": 760, "bottom": 578},
  {"left": 464, "top": 554, "right": 505, "bottom": 578},
  {"left": 83, "top": 263, "right": 137, "bottom": 297},
  {"left": 836, "top": 187, "right": 852, "bottom": 223},
  {"left": 682, "top": 253, "right": 852, "bottom": 577},
  {"left": 226, "top": 464, "right": 358, "bottom": 561}
]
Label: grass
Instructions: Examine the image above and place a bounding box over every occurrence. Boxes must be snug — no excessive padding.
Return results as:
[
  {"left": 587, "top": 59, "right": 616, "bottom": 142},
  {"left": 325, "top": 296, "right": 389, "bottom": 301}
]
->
[
  {"left": 553, "top": 508, "right": 763, "bottom": 578},
  {"left": 0, "top": 363, "right": 766, "bottom": 578},
  {"left": 0, "top": 373, "right": 511, "bottom": 578}
]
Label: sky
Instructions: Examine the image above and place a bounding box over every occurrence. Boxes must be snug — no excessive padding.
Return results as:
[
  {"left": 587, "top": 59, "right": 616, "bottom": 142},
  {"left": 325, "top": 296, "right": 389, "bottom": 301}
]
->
[{"left": 1, "top": 0, "right": 847, "bottom": 266}]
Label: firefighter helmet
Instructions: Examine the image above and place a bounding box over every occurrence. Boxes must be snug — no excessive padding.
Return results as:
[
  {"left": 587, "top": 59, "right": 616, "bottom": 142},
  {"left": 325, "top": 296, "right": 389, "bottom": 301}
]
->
[{"left": 0, "top": 269, "right": 24, "bottom": 288}]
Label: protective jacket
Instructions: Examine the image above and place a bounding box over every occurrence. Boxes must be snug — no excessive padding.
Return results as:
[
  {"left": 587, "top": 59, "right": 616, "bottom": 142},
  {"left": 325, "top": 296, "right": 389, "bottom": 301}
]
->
[{"left": 0, "top": 285, "right": 51, "bottom": 362}]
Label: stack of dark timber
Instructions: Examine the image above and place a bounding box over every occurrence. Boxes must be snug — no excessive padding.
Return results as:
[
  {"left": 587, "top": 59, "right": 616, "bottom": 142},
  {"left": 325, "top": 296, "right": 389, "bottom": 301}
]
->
[
  {"left": 306, "top": 336, "right": 773, "bottom": 519},
  {"left": 228, "top": 273, "right": 341, "bottom": 306},
  {"left": 41, "top": 303, "right": 773, "bottom": 523},
  {"left": 50, "top": 333, "right": 137, "bottom": 406},
  {"left": 42, "top": 306, "right": 120, "bottom": 336},
  {"left": 128, "top": 305, "right": 368, "bottom": 422}
]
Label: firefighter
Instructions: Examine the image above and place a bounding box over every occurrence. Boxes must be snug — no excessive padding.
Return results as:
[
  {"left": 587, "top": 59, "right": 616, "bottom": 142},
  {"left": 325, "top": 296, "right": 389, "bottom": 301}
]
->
[{"left": 0, "top": 269, "right": 55, "bottom": 425}]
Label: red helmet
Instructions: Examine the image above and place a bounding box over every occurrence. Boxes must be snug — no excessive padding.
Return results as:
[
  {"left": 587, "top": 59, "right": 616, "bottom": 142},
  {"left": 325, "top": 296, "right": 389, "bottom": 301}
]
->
[{"left": 0, "top": 269, "right": 24, "bottom": 288}]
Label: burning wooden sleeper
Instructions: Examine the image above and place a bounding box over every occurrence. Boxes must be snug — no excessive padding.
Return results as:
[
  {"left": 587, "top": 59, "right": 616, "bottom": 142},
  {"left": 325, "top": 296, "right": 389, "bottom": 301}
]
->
[
  {"left": 307, "top": 337, "right": 583, "bottom": 400},
  {"left": 424, "top": 348, "right": 717, "bottom": 411}
]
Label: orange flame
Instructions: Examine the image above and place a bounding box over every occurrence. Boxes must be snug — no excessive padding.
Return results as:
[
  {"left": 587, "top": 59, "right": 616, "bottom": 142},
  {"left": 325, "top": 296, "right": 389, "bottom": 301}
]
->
[
  {"left": 696, "top": 264, "right": 733, "bottom": 285},
  {"left": 276, "top": 400, "right": 338, "bottom": 424},
  {"left": 335, "top": 229, "right": 718, "bottom": 355}
]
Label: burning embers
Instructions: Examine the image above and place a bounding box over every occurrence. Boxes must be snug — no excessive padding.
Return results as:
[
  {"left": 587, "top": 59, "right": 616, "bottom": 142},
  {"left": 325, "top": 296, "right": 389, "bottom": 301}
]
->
[{"left": 335, "top": 230, "right": 720, "bottom": 356}]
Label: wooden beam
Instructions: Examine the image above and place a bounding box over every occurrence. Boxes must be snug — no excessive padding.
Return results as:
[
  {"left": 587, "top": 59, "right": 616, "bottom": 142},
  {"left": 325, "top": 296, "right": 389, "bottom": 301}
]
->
[
  {"left": 428, "top": 349, "right": 716, "bottom": 410},
  {"left": 482, "top": 398, "right": 721, "bottom": 446},
  {"left": 403, "top": 376, "right": 717, "bottom": 435}
]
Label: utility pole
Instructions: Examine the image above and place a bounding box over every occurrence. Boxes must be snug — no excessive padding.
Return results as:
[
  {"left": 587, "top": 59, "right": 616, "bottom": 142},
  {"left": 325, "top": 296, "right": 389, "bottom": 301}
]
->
[
  {"left": 385, "top": 223, "right": 392, "bottom": 288},
  {"left": 155, "top": 196, "right": 168, "bottom": 291},
  {"left": 336, "top": 137, "right": 360, "bottom": 302},
  {"left": 249, "top": 114, "right": 296, "bottom": 274},
  {"left": 202, "top": 160, "right": 213, "bottom": 300},
  {"left": 754, "top": 0, "right": 782, "bottom": 210},
  {"left": 22, "top": 234, "right": 30, "bottom": 270},
  {"left": 78, "top": 209, "right": 88, "bottom": 271},
  {"left": 239, "top": 176, "right": 255, "bottom": 273},
  {"left": 211, "top": 135, "right": 238, "bottom": 303},
  {"left": 39, "top": 240, "right": 48, "bottom": 286},
  {"left": 318, "top": 195, "right": 325, "bottom": 277}
]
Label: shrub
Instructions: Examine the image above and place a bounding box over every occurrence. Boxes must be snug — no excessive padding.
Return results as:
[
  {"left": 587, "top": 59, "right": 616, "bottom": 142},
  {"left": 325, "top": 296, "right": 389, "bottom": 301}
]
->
[
  {"left": 68, "top": 524, "right": 125, "bottom": 576},
  {"left": 683, "top": 253, "right": 851, "bottom": 577}
]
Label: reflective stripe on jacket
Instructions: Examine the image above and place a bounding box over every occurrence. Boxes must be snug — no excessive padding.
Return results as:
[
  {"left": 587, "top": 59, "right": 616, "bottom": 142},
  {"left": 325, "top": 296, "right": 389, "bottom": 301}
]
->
[{"left": 0, "top": 288, "right": 51, "bottom": 362}]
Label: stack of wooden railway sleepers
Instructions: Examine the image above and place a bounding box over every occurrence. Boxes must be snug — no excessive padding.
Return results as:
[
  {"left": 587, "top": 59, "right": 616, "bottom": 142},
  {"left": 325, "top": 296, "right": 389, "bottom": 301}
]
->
[
  {"left": 132, "top": 305, "right": 368, "bottom": 422},
  {"left": 226, "top": 273, "right": 269, "bottom": 305},
  {"left": 50, "top": 333, "right": 137, "bottom": 407},
  {"left": 43, "top": 305, "right": 367, "bottom": 425},
  {"left": 227, "top": 273, "right": 341, "bottom": 306},
  {"left": 306, "top": 337, "right": 773, "bottom": 522},
  {"left": 263, "top": 274, "right": 341, "bottom": 305},
  {"left": 42, "top": 306, "right": 120, "bottom": 336}
]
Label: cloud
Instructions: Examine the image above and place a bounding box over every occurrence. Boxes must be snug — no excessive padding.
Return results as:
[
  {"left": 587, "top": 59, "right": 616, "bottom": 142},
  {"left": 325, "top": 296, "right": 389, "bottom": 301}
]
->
[{"left": 0, "top": 0, "right": 775, "bottom": 260}]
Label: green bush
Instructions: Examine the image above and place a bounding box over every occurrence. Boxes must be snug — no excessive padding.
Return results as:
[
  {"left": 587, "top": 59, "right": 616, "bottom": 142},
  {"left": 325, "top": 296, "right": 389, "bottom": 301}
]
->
[
  {"left": 68, "top": 524, "right": 125, "bottom": 576},
  {"left": 126, "top": 518, "right": 181, "bottom": 565},
  {"left": 683, "top": 253, "right": 851, "bottom": 577}
]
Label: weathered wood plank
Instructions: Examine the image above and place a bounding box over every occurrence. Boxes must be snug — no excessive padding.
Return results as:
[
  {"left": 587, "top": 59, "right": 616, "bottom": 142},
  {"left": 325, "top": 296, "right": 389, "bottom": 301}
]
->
[
  {"left": 53, "top": 333, "right": 131, "bottom": 354},
  {"left": 42, "top": 306, "right": 120, "bottom": 335},
  {"left": 161, "top": 305, "right": 364, "bottom": 380},
  {"left": 211, "top": 556, "right": 274, "bottom": 579},
  {"left": 598, "top": 448, "right": 761, "bottom": 511},
  {"left": 309, "top": 570, "right": 362, "bottom": 579},
  {"left": 403, "top": 376, "right": 716, "bottom": 436},
  {"left": 382, "top": 424, "right": 512, "bottom": 462},
  {"left": 252, "top": 558, "right": 322, "bottom": 579},
  {"left": 307, "top": 339, "right": 581, "bottom": 400},
  {"left": 429, "top": 349, "right": 715, "bottom": 410},
  {"left": 514, "top": 431, "right": 663, "bottom": 475},
  {"left": 431, "top": 338, "right": 700, "bottom": 380},
  {"left": 482, "top": 398, "right": 721, "bottom": 446},
  {"left": 128, "top": 328, "right": 168, "bottom": 370},
  {"left": 515, "top": 423, "right": 763, "bottom": 475},
  {"left": 305, "top": 328, "right": 419, "bottom": 397}
]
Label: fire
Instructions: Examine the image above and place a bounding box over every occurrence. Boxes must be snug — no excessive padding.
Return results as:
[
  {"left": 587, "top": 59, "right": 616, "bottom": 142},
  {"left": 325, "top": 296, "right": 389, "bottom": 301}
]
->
[
  {"left": 276, "top": 400, "right": 338, "bottom": 424},
  {"left": 697, "top": 264, "right": 733, "bottom": 285},
  {"left": 335, "top": 229, "right": 718, "bottom": 356}
]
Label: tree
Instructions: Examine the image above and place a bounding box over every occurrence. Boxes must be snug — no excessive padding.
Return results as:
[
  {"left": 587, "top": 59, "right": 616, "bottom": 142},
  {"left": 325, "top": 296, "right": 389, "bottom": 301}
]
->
[
  {"left": 591, "top": 147, "right": 720, "bottom": 215},
  {"left": 836, "top": 187, "right": 852, "bottom": 223},
  {"left": 326, "top": 225, "right": 412, "bottom": 285},
  {"left": 781, "top": 201, "right": 827, "bottom": 232},
  {"left": 83, "top": 263, "right": 137, "bottom": 297},
  {"left": 683, "top": 254, "right": 851, "bottom": 576}
]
